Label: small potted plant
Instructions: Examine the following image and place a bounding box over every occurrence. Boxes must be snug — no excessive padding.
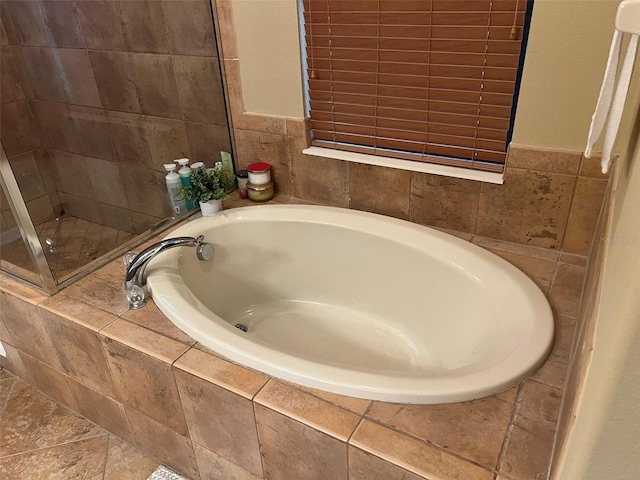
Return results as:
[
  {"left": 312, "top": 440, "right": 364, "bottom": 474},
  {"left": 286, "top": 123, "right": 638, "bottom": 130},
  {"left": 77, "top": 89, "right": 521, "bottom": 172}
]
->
[{"left": 182, "top": 166, "right": 229, "bottom": 216}]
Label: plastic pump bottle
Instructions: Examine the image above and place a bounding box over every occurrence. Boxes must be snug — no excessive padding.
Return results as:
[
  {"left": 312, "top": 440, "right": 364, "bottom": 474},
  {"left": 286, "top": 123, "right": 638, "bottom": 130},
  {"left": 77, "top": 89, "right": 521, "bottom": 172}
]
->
[
  {"left": 175, "top": 158, "right": 196, "bottom": 210},
  {"left": 163, "top": 163, "right": 188, "bottom": 216}
]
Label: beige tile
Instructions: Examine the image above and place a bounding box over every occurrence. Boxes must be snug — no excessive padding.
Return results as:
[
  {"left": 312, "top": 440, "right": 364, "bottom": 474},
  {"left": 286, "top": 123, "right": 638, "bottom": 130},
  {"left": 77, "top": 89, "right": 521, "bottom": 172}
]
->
[
  {"left": 548, "top": 263, "right": 586, "bottom": 318},
  {"left": 256, "top": 381, "right": 361, "bottom": 442},
  {"left": 486, "top": 247, "right": 558, "bottom": 293},
  {"left": 0, "top": 291, "right": 62, "bottom": 369},
  {"left": 130, "top": 53, "right": 182, "bottom": 119},
  {"left": 579, "top": 153, "right": 611, "bottom": 179},
  {"left": 118, "top": 0, "right": 170, "bottom": 54},
  {"left": 410, "top": 172, "right": 481, "bottom": 233},
  {"left": 349, "top": 446, "right": 426, "bottom": 480},
  {"left": 40, "top": 308, "right": 119, "bottom": 399},
  {"left": 125, "top": 407, "right": 199, "bottom": 479},
  {"left": 255, "top": 404, "right": 348, "bottom": 480},
  {"left": 18, "top": 352, "right": 78, "bottom": 410},
  {"left": 0, "top": 1, "right": 48, "bottom": 46},
  {"left": 163, "top": 0, "right": 216, "bottom": 56},
  {"left": 0, "top": 435, "right": 110, "bottom": 479},
  {"left": 473, "top": 234, "right": 560, "bottom": 262},
  {"left": 477, "top": 168, "right": 576, "bottom": 249},
  {"left": 104, "top": 435, "right": 159, "bottom": 480},
  {"left": 0, "top": 380, "right": 104, "bottom": 456},
  {"left": 0, "top": 343, "right": 31, "bottom": 383},
  {"left": 144, "top": 116, "right": 191, "bottom": 171},
  {"left": 562, "top": 177, "right": 608, "bottom": 255},
  {"left": 85, "top": 157, "right": 129, "bottom": 209},
  {"left": 291, "top": 145, "right": 349, "bottom": 207},
  {"left": 89, "top": 51, "right": 141, "bottom": 113},
  {"left": 351, "top": 419, "right": 493, "bottom": 480},
  {"left": 68, "top": 378, "right": 133, "bottom": 443},
  {"left": 234, "top": 129, "right": 292, "bottom": 195},
  {"left": 0, "top": 377, "right": 15, "bottom": 409},
  {"left": 214, "top": 0, "right": 239, "bottom": 59},
  {"left": 56, "top": 48, "right": 102, "bottom": 108},
  {"left": 63, "top": 260, "right": 131, "bottom": 317},
  {"left": 194, "top": 443, "right": 262, "bottom": 480},
  {"left": 287, "top": 117, "right": 308, "bottom": 139},
  {"left": 185, "top": 122, "right": 232, "bottom": 164},
  {"left": 530, "top": 353, "right": 569, "bottom": 390},
  {"left": 174, "top": 55, "right": 226, "bottom": 124},
  {"left": 119, "top": 163, "right": 165, "bottom": 217},
  {"left": 122, "top": 301, "right": 195, "bottom": 346},
  {"left": 368, "top": 387, "right": 517, "bottom": 469},
  {"left": 175, "top": 368, "right": 263, "bottom": 475},
  {"left": 559, "top": 252, "right": 588, "bottom": 267},
  {"left": 40, "top": 0, "right": 85, "bottom": 48},
  {"left": 102, "top": 335, "right": 188, "bottom": 435},
  {"left": 174, "top": 348, "right": 267, "bottom": 399},
  {"left": 350, "top": 163, "right": 411, "bottom": 220},
  {"left": 39, "top": 294, "right": 117, "bottom": 332},
  {"left": 235, "top": 112, "right": 289, "bottom": 136},
  {"left": 293, "top": 383, "right": 371, "bottom": 415},
  {"left": 0, "top": 269, "right": 48, "bottom": 304},
  {"left": 76, "top": 0, "right": 126, "bottom": 51},
  {"left": 507, "top": 145, "right": 581, "bottom": 174},
  {"left": 223, "top": 59, "right": 246, "bottom": 118}
]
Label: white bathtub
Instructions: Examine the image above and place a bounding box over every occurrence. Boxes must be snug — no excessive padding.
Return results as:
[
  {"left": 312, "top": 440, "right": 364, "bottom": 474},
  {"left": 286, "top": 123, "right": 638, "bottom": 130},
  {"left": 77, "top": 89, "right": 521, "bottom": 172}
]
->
[{"left": 147, "top": 205, "right": 553, "bottom": 404}]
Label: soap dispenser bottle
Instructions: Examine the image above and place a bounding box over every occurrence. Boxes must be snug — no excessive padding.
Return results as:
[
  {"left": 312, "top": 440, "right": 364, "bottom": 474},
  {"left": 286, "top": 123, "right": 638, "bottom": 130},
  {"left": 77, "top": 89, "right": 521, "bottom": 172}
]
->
[
  {"left": 163, "top": 163, "right": 188, "bottom": 216},
  {"left": 175, "top": 158, "right": 196, "bottom": 210}
]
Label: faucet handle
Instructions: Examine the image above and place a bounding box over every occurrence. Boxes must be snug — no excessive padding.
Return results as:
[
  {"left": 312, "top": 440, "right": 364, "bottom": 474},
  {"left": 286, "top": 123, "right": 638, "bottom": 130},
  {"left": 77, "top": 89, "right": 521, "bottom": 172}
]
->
[
  {"left": 123, "top": 251, "right": 138, "bottom": 269},
  {"left": 126, "top": 284, "right": 146, "bottom": 310}
]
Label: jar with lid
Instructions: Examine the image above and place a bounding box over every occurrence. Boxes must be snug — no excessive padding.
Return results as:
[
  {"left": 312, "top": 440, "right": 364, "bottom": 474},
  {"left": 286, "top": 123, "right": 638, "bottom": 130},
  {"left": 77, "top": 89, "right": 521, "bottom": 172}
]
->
[
  {"left": 246, "top": 181, "right": 274, "bottom": 202},
  {"left": 247, "top": 162, "right": 271, "bottom": 185}
]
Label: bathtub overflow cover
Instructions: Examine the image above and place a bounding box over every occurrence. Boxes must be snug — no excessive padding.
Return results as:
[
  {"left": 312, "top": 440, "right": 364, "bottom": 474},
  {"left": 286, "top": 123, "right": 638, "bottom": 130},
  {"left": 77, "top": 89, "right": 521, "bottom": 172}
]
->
[{"left": 235, "top": 323, "right": 248, "bottom": 332}]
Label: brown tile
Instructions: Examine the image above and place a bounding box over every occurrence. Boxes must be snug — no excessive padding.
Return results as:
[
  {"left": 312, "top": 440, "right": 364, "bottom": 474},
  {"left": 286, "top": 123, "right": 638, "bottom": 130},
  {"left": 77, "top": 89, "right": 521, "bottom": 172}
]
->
[
  {"left": 130, "top": 53, "right": 182, "bottom": 119},
  {"left": 350, "top": 163, "right": 411, "bottom": 220},
  {"left": 234, "top": 129, "right": 292, "bottom": 195},
  {"left": 57, "top": 191, "right": 103, "bottom": 225},
  {"left": 174, "top": 55, "right": 225, "bottom": 124},
  {"left": 86, "top": 157, "right": 129, "bottom": 209},
  {"left": 223, "top": 59, "right": 245, "bottom": 118},
  {"left": 39, "top": 293, "right": 117, "bottom": 332},
  {"left": 485, "top": 247, "right": 557, "bottom": 293},
  {"left": 1, "top": 101, "right": 34, "bottom": 156},
  {"left": 62, "top": 260, "right": 131, "bottom": 316},
  {"left": 1, "top": 46, "right": 25, "bottom": 102},
  {"left": 8, "top": 151, "right": 47, "bottom": 202},
  {"left": 101, "top": 319, "right": 189, "bottom": 364},
  {"left": 76, "top": 0, "right": 126, "bottom": 51},
  {"left": 499, "top": 381, "right": 562, "bottom": 480},
  {"left": 40, "top": 308, "right": 119, "bottom": 399},
  {"left": 194, "top": 443, "right": 262, "bottom": 480},
  {"left": 104, "top": 435, "right": 159, "bottom": 480},
  {"left": 122, "top": 300, "right": 195, "bottom": 345},
  {"left": 30, "top": 100, "right": 81, "bottom": 153},
  {"left": 368, "top": 387, "right": 518, "bottom": 469},
  {"left": 559, "top": 252, "right": 588, "bottom": 267},
  {"left": 89, "top": 51, "right": 141, "bottom": 113},
  {"left": 106, "top": 111, "right": 152, "bottom": 167},
  {"left": 0, "top": 343, "right": 31, "bottom": 383},
  {"left": 507, "top": 145, "right": 581, "bottom": 174},
  {"left": 40, "top": 0, "right": 85, "bottom": 48},
  {"left": 553, "top": 315, "right": 577, "bottom": 361},
  {"left": 351, "top": 419, "right": 493, "bottom": 480},
  {"left": 175, "top": 368, "right": 263, "bottom": 475},
  {"left": 235, "top": 112, "right": 289, "bottom": 136},
  {"left": 185, "top": 122, "right": 232, "bottom": 165},
  {"left": 214, "top": 0, "right": 238, "bottom": 59},
  {"left": 0, "top": 380, "right": 104, "bottom": 456},
  {"left": 291, "top": 145, "right": 349, "bottom": 207},
  {"left": 0, "top": 435, "right": 110, "bottom": 478},
  {"left": 119, "top": 163, "right": 166, "bottom": 217},
  {"left": 530, "top": 353, "right": 569, "bottom": 390},
  {"left": 102, "top": 335, "right": 188, "bottom": 434},
  {"left": 56, "top": 48, "right": 102, "bottom": 107},
  {"left": 0, "top": 377, "right": 15, "bottom": 410},
  {"left": 349, "top": 446, "right": 426, "bottom": 480},
  {"left": 255, "top": 404, "right": 348, "bottom": 480},
  {"left": 144, "top": 116, "right": 191, "bottom": 170},
  {"left": 256, "top": 381, "right": 361, "bottom": 442},
  {"left": 477, "top": 168, "right": 576, "bottom": 249},
  {"left": 25, "top": 195, "right": 55, "bottom": 225},
  {"left": 410, "top": 172, "right": 481, "bottom": 232},
  {"left": 100, "top": 203, "right": 136, "bottom": 233},
  {"left": 174, "top": 348, "right": 267, "bottom": 399},
  {"left": 125, "top": 407, "right": 199, "bottom": 479},
  {"left": 50, "top": 149, "right": 94, "bottom": 198},
  {"left": 0, "top": 1, "right": 48, "bottom": 46},
  {"left": 0, "top": 291, "right": 62, "bottom": 369},
  {"left": 579, "top": 153, "right": 611, "bottom": 179},
  {"left": 548, "top": 263, "right": 586, "bottom": 318},
  {"left": 118, "top": 0, "right": 170, "bottom": 54},
  {"left": 562, "top": 177, "right": 608, "bottom": 255},
  {"left": 472, "top": 236, "right": 560, "bottom": 262},
  {"left": 18, "top": 352, "right": 78, "bottom": 410},
  {"left": 287, "top": 117, "right": 308, "bottom": 138},
  {"left": 0, "top": 272, "right": 48, "bottom": 304},
  {"left": 68, "top": 378, "right": 133, "bottom": 443},
  {"left": 69, "top": 106, "right": 115, "bottom": 160},
  {"left": 292, "top": 384, "right": 371, "bottom": 415},
  {"left": 163, "top": 0, "right": 216, "bottom": 56}
]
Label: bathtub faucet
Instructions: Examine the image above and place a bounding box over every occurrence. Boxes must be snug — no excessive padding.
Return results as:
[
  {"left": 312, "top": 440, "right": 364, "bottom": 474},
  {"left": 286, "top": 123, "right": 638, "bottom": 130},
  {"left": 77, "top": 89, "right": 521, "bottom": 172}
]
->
[{"left": 123, "top": 235, "right": 213, "bottom": 310}]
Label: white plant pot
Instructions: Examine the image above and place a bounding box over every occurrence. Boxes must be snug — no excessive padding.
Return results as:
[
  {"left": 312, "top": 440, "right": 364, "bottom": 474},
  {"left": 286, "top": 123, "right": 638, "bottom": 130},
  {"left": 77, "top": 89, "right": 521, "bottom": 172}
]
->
[{"left": 199, "top": 199, "right": 223, "bottom": 216}]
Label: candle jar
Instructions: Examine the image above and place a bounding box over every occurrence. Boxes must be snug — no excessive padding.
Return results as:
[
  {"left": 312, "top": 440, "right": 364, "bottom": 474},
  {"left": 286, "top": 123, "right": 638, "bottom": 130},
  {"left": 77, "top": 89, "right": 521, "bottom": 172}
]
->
[
  {"left": 247, "top": 162, "right": 271, "bottom": 185},
  {"left": 246, "top": 181, "right": 274, "bottom": 202}
]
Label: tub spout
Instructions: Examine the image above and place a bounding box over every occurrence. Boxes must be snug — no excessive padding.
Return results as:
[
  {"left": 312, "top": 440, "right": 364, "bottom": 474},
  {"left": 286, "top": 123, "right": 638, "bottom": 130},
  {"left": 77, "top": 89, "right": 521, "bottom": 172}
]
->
[{"left": 124, "top": 235, "right": 213, "bottom": 310}]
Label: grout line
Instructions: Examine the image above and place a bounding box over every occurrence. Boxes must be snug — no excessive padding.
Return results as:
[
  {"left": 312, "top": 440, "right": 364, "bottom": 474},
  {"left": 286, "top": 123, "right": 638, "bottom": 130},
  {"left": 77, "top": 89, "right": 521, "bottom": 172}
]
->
[
  {"left": 494, "top": 381, "right": 527, "bottom": 474},
  {"left": 0, "top": 432, "right": 110, "bottom": 462}
]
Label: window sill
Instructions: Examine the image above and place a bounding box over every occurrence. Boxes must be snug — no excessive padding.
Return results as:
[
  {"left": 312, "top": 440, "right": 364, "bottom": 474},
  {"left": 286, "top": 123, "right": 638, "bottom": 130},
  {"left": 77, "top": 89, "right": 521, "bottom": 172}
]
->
[{"left": 302, "top": 147, "right": 505, "bottom": 185}]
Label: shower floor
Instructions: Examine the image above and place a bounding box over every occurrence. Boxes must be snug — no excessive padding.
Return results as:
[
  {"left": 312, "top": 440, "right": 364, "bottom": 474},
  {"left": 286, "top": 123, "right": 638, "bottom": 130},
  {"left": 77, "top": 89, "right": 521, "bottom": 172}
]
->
[{"left": 0, "top": 215, "right": 136, "bottom": 282}]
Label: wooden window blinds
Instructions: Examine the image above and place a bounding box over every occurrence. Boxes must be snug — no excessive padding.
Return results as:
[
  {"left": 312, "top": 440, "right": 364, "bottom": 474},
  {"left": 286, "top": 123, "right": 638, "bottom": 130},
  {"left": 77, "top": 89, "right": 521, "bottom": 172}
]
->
[{"left": 303, "top": 0, "right": 531, "bottom": 172}]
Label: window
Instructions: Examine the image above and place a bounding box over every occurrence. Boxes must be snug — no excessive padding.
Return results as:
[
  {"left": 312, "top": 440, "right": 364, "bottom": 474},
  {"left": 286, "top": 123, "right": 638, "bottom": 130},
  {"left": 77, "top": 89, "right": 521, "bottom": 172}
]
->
[{"left": 302, "top": 0, "right": 532, "bottom": 174}]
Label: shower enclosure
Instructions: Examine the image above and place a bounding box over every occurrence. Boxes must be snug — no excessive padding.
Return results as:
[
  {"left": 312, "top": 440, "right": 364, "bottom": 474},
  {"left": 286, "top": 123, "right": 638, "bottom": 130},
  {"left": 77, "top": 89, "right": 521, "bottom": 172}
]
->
[{"left": 0, "top": 0, "right": 233, "bottom": 293}]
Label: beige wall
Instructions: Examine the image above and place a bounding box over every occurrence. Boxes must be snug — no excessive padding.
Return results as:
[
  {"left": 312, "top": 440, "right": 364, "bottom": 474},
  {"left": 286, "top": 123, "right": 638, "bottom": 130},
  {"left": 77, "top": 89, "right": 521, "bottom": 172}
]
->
[{"left": 231, "top": 0, "right": 620, "bottom": 151}]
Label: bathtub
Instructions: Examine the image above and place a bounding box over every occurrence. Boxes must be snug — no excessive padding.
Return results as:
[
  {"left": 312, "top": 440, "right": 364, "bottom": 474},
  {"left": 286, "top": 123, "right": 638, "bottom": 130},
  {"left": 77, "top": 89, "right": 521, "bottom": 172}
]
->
[{"left": 147, "top": 205, "right": 553, "bottom": 404}]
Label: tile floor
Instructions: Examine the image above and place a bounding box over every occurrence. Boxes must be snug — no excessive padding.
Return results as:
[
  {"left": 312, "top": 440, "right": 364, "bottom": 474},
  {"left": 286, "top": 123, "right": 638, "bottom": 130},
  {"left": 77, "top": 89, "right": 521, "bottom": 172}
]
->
[{"left": 0, "top": 369, "right": 159, "bottom": 479}]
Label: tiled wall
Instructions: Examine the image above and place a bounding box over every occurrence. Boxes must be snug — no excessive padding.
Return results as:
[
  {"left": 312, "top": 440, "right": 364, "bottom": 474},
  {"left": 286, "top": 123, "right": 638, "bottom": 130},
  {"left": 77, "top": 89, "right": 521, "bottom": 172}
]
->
[{"left": 0, "top": 0, "right": 231, "bottom": 233}]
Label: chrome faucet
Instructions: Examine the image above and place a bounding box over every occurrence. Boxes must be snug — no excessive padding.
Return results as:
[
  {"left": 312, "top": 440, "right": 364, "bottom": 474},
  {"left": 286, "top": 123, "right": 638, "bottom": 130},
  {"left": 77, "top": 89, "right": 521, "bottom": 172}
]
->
[{"left": 123, "top": 235, "right": 213, "bottom": 310}]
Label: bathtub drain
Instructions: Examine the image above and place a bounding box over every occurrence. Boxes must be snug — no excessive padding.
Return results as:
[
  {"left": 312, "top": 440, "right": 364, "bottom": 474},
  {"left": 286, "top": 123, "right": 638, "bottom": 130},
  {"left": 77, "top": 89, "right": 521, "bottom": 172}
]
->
[{"left": 235, "top": 323, "right": 248, "bottom": 332}]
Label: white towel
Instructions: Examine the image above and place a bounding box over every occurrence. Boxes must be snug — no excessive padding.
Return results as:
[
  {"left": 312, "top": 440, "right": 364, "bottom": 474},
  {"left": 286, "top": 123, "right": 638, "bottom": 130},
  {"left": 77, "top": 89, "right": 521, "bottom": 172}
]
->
[{"left": 585, "top": 30, "right": 639, "bottom": 174}]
